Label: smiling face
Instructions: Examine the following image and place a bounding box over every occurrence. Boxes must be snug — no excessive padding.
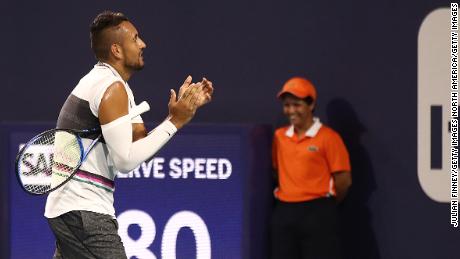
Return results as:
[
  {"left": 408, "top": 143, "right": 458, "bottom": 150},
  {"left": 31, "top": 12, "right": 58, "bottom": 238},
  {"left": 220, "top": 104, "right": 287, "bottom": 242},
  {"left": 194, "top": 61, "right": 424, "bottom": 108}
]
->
[
  {"left": 282, "top": 94, "right": 314, "bottom": 130},
  {"left": 115, "top": 21, "right": 147, "bottom": 71}
]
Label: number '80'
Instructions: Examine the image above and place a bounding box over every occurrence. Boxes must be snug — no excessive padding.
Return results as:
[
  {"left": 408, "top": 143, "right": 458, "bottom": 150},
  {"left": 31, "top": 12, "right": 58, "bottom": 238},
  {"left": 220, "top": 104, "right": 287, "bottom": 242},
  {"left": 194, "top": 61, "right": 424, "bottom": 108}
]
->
[{"left": 117, "top": 210, "right": 211, "bottom": 259}]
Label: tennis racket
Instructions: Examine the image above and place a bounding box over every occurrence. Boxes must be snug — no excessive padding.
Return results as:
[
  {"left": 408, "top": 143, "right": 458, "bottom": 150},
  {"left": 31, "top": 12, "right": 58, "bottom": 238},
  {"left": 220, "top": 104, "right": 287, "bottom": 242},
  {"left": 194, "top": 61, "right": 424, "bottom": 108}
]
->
[{"left": 15, "top": 101, "right": 150, "bottom": 195}]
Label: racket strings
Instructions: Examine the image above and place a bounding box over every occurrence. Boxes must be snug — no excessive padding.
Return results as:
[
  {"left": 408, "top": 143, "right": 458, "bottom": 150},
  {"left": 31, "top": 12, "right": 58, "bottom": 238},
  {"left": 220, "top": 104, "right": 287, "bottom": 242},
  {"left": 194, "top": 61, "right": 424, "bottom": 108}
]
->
[{"left": 17, "top": 130, "right": 83, "bottom": 194}]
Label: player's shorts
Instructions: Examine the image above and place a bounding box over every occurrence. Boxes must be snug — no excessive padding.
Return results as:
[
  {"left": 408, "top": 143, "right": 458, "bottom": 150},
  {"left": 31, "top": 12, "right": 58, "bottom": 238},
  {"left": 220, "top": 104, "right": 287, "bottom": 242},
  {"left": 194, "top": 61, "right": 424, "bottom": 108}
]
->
[{"left": 47, "top": 210, "right": 127, "bottom": 259}]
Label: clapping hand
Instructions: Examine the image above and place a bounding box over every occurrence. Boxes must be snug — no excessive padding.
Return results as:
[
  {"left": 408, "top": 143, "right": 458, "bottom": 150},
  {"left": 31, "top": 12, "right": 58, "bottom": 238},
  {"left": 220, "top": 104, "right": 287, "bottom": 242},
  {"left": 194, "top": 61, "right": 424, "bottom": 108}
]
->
[
  {"left": 198, "top": 77, "right": 213, "bottom": 107},
  {"left": 178, "top": 76, "right": 213, "bottom": 107},
  {"left": 168, "top": 75, "right": 214, "bottom": 129}
]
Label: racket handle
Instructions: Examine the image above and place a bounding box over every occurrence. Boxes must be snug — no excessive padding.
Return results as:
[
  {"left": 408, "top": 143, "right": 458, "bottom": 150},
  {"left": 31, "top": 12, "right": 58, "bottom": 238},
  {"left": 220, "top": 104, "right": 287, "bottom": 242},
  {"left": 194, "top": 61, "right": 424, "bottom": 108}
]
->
[{"left": 130, "top": 101, "right": 150, "bottom": 118}]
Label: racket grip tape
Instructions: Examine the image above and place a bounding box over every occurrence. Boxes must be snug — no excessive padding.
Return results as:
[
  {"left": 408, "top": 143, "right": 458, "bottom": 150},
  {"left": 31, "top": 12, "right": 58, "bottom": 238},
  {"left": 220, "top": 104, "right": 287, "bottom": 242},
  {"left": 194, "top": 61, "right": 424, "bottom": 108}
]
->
[{"left": 130, "top": 101, "right": 150, "bottom": 118}]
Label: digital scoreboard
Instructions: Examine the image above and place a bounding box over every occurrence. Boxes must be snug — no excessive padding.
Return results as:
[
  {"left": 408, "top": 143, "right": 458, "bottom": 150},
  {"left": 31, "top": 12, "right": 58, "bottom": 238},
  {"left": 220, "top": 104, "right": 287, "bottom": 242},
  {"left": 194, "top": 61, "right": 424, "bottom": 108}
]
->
[{"left": 1, "top": 123, "right": 273, "bottom": 259}]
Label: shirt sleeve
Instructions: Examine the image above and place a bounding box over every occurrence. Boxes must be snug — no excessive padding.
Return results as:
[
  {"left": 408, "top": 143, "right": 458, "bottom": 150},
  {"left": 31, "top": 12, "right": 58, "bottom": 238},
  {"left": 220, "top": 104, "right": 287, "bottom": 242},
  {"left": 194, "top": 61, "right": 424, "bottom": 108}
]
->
[{"left": 324, "top": 131, "right": 351, "bottom": 173}]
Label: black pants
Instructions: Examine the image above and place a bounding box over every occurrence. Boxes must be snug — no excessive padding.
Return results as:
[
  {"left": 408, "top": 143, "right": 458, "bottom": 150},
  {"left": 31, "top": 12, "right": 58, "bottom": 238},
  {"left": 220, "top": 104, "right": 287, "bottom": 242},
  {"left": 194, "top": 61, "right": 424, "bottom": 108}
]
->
[
  {"left": 47, "top": 211, "right": 127, "bottom": 259},
  {"left": 271, "top": 198, "right": 341, "bottom": 259}
]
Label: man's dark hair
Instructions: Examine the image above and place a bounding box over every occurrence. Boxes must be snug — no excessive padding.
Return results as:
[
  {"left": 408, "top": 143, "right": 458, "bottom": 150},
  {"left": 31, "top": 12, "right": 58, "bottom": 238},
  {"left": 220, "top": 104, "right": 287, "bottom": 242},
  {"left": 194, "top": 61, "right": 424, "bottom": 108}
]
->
[
  {"left": 304, "top": 96, "right": 314, "bottom": 106},
  {"left": 280, "top": 93, "right": 316, "bottom": 113},
  {"left": 90, "top": 11, "right": 129, "bottom": 61},
  {"left": 280, "top": 93, "right": 315, "bottom": 106}
]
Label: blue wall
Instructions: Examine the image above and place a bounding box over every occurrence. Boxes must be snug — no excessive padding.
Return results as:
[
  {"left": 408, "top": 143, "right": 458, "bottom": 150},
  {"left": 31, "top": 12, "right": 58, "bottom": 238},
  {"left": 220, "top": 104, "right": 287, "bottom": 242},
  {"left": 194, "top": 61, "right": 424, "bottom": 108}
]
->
[{"left": 1, "top": 0, "right": 459, "bottom": 258}]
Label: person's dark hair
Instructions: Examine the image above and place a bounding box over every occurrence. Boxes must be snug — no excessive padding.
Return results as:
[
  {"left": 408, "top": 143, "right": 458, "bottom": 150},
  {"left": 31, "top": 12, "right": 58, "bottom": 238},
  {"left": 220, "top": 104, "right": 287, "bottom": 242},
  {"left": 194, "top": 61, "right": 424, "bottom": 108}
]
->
[
  {"left": 304, "top": 96, "right": 314, "bottom": 106},
  {"left": 90, "top": 11, "right": 129, "bottom": 61},
  {"left": 280, "top": 93, "right": 315, "bottom": 113},
  {"left": 280, "top": 93, "right": 315, "bottom": 106}
]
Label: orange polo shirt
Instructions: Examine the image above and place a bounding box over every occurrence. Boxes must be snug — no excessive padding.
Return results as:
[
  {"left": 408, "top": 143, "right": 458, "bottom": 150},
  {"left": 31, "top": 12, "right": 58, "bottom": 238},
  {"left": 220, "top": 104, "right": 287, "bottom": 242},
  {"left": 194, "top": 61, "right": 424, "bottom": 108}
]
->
[{"left": 272, "top": 118, "right": 351, "bottom": 202}]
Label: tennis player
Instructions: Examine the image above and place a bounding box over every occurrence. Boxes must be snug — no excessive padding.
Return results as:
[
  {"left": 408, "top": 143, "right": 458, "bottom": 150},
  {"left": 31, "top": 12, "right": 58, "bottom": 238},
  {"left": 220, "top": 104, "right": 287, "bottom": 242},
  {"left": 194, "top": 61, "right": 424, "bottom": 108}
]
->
[{"left": 44, "top": 11, "right": 213, "bottom": 259}]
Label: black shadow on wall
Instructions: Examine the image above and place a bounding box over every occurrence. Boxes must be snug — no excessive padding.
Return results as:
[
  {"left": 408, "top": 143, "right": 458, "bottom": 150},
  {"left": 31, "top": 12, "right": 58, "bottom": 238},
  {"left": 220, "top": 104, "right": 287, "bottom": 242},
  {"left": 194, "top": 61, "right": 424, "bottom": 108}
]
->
[{"left": 326, "top": 98, "right": 380, "bottom": 259}]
